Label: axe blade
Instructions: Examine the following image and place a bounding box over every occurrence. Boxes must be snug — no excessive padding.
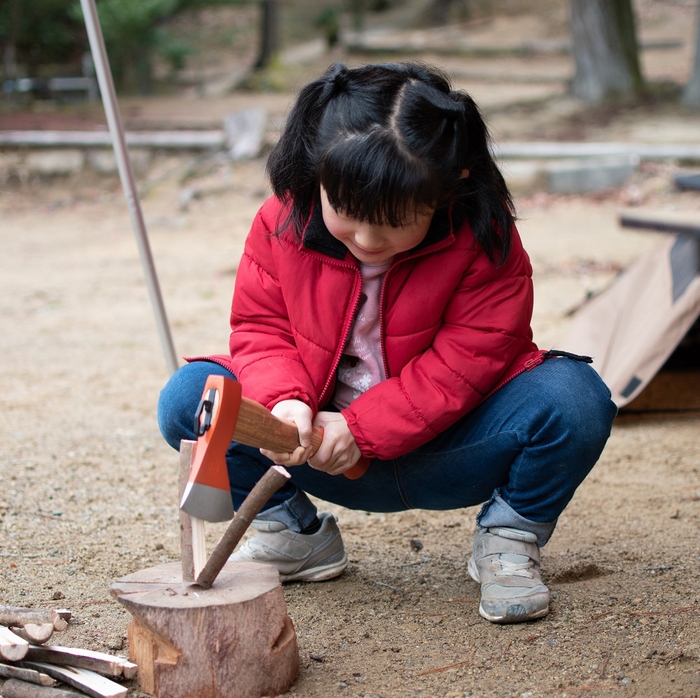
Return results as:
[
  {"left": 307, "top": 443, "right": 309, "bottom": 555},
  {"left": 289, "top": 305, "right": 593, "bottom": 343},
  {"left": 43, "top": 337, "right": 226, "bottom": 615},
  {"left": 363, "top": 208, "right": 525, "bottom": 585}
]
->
[{"left": 179, "top": 375, "right": 241, "bottom": 522}]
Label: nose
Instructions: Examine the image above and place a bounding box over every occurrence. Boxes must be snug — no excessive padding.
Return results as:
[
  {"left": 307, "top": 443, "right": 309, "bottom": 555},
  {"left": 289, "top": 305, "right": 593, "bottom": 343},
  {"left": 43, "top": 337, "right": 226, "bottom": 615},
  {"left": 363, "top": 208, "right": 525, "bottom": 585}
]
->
[{"left": 354, "top": 224, "right": 384, "bottom": 251}]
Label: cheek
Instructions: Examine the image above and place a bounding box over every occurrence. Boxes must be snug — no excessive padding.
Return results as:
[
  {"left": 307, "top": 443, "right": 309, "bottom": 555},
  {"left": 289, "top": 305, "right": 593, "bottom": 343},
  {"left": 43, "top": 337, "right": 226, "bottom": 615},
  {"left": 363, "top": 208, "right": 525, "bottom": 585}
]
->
[{"left": 321, "top": 209, "right": 343, "bottom": 240}]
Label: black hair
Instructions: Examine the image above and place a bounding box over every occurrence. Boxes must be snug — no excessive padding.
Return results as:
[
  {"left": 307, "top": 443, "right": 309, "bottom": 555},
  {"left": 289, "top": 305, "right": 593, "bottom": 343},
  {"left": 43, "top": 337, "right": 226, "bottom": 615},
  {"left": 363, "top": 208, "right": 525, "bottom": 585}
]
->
[{"left": 266, "top": 62, "right": 515, "bottom": 264}]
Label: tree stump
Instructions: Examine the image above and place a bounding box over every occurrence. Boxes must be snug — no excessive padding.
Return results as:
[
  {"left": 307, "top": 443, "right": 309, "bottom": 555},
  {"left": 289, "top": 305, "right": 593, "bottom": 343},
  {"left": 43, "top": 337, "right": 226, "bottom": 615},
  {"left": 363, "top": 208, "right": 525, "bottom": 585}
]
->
[{"left": 110, "top": 561, "right": 299, "bottom": 698}]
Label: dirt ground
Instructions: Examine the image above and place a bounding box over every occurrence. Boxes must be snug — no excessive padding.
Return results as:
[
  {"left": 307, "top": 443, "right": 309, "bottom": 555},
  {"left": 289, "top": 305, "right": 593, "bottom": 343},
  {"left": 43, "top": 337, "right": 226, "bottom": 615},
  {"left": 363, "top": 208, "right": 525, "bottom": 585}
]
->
[{"left": 2, "top": 4, "right": 700, "bottom": 698}]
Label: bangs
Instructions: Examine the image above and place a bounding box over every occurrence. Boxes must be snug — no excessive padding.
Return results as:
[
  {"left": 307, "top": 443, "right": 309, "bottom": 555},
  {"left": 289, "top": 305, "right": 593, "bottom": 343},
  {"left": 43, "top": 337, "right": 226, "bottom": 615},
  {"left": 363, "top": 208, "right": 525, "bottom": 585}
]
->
[{"left": 317, "top": 130, "right": 442, "bottom": 227}]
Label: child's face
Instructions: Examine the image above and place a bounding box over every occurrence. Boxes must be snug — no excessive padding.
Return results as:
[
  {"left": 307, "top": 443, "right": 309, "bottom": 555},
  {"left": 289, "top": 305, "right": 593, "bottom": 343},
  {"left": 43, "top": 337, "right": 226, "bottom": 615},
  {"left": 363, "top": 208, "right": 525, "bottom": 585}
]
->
[{"left": 320, "top": 187, "right": 434, "bottom": 264}]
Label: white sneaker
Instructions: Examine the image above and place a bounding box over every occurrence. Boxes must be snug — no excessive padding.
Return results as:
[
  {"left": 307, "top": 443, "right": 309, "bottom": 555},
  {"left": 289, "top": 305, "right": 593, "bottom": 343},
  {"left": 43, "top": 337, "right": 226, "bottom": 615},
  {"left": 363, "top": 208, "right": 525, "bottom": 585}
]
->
[
  {"left": 468, "top": 526, "right": 550, "bottom": 624},
  {"left": 230, "top": 512, "right": 348, "bottom": 582}
]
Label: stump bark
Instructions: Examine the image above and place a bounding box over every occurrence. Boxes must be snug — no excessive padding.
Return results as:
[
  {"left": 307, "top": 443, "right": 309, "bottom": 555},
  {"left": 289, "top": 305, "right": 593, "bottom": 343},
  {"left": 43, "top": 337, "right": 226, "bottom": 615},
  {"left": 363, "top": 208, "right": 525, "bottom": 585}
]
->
[{"left": 110, "top": 561, "right": 299, "bottom": 698}]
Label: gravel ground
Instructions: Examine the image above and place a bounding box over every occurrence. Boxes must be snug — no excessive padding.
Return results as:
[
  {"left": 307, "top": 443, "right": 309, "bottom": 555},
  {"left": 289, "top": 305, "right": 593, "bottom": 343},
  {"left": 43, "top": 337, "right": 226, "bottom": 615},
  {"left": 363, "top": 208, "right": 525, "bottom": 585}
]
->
[{"left": 2, "top": 8, "right": 700, "bottom": 693}]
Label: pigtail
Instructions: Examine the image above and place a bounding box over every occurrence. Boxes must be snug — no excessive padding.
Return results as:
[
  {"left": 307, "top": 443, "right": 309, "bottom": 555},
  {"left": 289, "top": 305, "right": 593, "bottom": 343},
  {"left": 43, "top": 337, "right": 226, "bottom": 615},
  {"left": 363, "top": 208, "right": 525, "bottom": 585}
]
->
[
  {"left": 266, "top": 63, "right": 351, "bottom": 238},
  {"left": 266, "top": 60, "right": 515, "bottom": 264},
  {"left": 450, "top": 92, "right": 515, "bottom": 265}
]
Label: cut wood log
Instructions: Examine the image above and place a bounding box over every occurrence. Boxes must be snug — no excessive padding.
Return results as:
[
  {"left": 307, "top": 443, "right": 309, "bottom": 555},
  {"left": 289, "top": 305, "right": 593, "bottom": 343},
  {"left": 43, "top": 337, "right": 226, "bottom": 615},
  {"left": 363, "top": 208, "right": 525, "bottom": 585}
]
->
[
  {"left": 0, "top": 678, "right": 85, "bottom": 698},
  {"left": 110, "top": 561, "right": 299, "bottom": 698},
  {"left": 25, "top": 645, "right": 136, "bottom": 679},
  {"left": 0, "top": 662, "right": 56, "bottom": 685},
  {"left": 19, "top": 663, "right": 127, "bottom": 698},
  {"left": 0, "top": 609, "right": 66, "bottom": 633},
  {"left": 0, "top": 626, "right": 29, "bottom": 662},
  {"left": 9, "top": 624, "right": 54, "bottom": 645}
]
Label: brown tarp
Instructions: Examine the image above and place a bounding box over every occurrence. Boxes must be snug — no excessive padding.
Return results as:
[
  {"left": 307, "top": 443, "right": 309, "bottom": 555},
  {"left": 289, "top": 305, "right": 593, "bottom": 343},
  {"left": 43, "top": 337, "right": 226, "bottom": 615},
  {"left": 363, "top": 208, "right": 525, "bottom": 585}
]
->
[{"left": 563, "top": 234, "right": 700, "bottom": 407}]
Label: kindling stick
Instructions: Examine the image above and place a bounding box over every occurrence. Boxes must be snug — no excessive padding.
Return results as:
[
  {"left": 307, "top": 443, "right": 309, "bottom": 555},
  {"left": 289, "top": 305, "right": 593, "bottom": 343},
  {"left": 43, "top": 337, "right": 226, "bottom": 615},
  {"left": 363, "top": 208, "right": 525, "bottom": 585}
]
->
[
  {"left": 80, "top": 0, "right": 178, "bottom": 375},
  {"left": 195, "top": 466, "right": 292, "bottom": 589}
]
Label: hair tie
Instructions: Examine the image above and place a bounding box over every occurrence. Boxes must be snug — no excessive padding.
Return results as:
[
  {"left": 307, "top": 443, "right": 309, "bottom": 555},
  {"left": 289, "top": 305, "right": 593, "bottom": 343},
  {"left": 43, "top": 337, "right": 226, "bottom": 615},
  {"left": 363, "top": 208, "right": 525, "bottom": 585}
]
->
[{"left": 321, "top": 63, "right": 350, "bottom": 101}]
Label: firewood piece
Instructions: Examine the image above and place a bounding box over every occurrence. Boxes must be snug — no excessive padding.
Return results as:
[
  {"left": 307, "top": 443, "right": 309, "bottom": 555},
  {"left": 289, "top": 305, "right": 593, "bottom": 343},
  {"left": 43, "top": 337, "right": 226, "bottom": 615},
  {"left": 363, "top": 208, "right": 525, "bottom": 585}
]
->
[
  {"left": 196, "top": 465, "right": 291, "bottom": 589},
  {"left": 53, "top": 610, "right": 71, "bottom": 624},
  {"left": 0, "top": 610, "right": 65, "bottom": 632},
  {"left": 9, "top": 624, "right": 54, "bottom": 645},
  {"left": 19, "top": 663, "right": 127, "bottom": 698},
  {"left": 178, "top": 440, "right": 196, "bottom": 583},
  {"left": 191, "top": 516, "right": 207, "bottom": 579},
  {"left": 0, "top": 626, "right": 29, "bottom": 662},
  {"left": 178, "top": 440, "right": 207, "bottom": 580},
  {"left": 0, "top": 678, "right": 85, "bottom": 698},
  {"left": 110, "top": 560, "right": 299, "bottom": 698},
  {"left": 0, "top": 662, "right": 56, "bottom": 685},
  {"left": 25, "top": 645, "right": 135, "bottom": 679}
]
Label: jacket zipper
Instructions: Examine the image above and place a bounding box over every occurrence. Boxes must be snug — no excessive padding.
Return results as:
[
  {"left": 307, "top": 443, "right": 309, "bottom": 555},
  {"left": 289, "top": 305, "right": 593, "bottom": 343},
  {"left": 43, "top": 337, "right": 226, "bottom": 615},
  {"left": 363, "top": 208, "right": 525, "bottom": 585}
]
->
[
  {"left": 480, "top": 350, "right": 548, "bottom": 403},
  {"left": 377, "top": 236, "right": 457, "bottom": 378},
  {"left": 318, "top": 265, "right": 364, "bottom": 405}
]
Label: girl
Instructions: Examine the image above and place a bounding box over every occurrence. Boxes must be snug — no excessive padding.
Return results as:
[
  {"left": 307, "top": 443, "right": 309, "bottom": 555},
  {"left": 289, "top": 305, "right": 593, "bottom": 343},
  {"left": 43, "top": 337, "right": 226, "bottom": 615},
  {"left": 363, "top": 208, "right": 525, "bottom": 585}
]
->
[{"left": 158, "top": 62, "right": 617, "bottom": 625}]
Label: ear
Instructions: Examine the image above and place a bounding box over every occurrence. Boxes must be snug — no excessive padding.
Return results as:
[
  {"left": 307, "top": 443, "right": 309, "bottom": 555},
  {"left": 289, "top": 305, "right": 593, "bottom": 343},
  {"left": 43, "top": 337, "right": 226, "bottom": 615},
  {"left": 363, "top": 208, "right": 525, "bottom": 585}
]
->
[{"left": 461, "top": 168, "right": 470, "bottom": 179}]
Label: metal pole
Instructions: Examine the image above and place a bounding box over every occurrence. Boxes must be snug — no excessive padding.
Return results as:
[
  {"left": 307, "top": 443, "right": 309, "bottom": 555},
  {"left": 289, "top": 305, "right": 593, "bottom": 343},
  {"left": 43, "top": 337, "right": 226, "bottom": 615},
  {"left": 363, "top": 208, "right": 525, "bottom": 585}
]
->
[{"left": 80, "top": 0, "right": 179, "bottom": 375}]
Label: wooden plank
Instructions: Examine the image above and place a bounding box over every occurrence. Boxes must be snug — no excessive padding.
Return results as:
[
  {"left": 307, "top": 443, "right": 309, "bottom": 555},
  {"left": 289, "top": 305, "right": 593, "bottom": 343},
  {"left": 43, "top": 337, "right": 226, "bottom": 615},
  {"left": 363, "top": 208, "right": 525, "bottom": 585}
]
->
[
  {"left": 178, "top": 439, "right": 196, "bottom": 583},
  {"left": 493, "top": 142, "right": 700, "bottom": 161},
  {"left": 0, "top": 608, "right": 66, "bottom": 632},
  {"left": 622, "top": 371, "right": 700, "bottom": 411},
  {"left": 19, "top": 663, "right": 127, "bottom": 698},
  {"left": 9, "top": 624, "right": 54, "bottom": 645},
  {"left": 0, "top": 626, "right": 29, "bottom": 661},
  {"left": 619, "top": 211, "right": 700, "bottom": 239},
  {"left": 0, "top": 662, "right": 56, "bottom": 685},
  {"left": 0, "top": 130, "right": 225, "bottom": 149},
  {"left": 0, "top": 679, "right": 86, "bottom": 698},
  {"left": 25, "top": 645, "right": 135, "bottom": 678}
]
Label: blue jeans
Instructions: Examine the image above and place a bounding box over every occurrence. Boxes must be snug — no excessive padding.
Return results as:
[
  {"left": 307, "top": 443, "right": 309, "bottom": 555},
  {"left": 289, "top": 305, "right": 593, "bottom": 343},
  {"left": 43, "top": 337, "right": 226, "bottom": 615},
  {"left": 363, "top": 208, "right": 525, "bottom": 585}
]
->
[{"left": 158, "top": 357, "right": 616, "bottom": 546}]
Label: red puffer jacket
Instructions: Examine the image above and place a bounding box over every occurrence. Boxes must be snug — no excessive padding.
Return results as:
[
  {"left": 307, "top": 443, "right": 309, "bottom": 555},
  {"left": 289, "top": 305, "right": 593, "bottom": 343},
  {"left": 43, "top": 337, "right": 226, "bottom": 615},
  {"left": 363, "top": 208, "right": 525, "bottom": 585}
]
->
[{"left": 205, "top": 196, "right": 545, "bottom": 461}]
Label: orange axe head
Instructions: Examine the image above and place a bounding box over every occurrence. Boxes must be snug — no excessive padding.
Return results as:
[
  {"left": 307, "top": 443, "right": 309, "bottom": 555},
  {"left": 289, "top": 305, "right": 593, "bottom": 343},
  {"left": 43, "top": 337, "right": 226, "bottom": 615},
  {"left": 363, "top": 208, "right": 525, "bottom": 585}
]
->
[{"left": 179, "top": 375, "right": 241, "bottom": 522}]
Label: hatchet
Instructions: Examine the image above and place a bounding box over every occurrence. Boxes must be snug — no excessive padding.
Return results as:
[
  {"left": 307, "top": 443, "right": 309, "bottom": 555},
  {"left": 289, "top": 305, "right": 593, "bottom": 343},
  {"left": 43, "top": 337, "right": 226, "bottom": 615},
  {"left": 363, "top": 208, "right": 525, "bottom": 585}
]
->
[{"left": 180, "top": 374, "right": 370, "bottom": 522}]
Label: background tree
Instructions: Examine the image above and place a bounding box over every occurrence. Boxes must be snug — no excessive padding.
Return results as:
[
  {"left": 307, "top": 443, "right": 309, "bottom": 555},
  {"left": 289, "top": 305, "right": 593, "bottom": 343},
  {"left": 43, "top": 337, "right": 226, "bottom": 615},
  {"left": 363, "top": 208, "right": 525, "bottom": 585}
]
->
[
  {"left": 682, "top": 0, "right": 700, "bottom": 109},
  {"left": 569, "top": 0, "right": 644, "bottom": 103},
  {"left": 0, "top": 0, "right": 253, "bottom": 93},
  {"left": 254, "top": 0, "right": 279, "bottom": 70},
  {"left": 0, "top": 0, "right": 85, "bottom": 75}
]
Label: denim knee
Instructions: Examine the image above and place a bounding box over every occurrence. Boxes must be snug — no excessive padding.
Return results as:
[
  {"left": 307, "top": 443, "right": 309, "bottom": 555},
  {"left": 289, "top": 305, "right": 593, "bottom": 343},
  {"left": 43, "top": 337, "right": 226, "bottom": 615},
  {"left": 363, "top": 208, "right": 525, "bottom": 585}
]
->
[
  {"left": 541, "top": 358, "right": 617, "bottom": 454},
  {"left": 156, "top": 361, "right": 235, "bottom": 450}
]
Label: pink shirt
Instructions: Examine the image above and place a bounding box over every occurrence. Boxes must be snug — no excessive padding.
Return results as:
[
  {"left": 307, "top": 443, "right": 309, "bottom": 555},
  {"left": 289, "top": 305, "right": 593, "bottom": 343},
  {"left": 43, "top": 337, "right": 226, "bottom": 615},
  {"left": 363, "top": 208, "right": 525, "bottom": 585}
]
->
[{"left": 332, "top": 259, "right": 392, "bottom": 410}]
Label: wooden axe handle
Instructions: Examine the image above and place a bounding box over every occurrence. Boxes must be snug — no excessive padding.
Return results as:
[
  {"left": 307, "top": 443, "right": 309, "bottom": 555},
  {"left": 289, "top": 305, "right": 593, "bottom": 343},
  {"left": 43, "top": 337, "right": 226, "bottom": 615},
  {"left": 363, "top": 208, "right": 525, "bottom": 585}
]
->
[
  {"left": 234, "top": 397, "right": 323, "bottom": 454},
  {"left": 235, "top": 397, "right": 370, "bottom": 480}
]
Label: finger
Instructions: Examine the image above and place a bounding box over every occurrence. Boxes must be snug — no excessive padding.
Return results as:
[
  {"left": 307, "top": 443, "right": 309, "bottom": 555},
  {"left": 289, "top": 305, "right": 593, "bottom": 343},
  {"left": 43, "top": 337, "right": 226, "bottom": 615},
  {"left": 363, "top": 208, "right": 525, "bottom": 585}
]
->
[
  {"left": 260, "top": 445, "right": 309, "bottom": 466},
  {"left": 296, "top": 423, "right": 313, "bottom": 449}
]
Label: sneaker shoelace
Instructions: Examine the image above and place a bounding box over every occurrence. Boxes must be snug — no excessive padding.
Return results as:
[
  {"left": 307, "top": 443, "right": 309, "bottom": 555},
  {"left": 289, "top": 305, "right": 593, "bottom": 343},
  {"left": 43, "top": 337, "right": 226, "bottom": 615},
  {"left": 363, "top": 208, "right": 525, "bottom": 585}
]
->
[{"left": 492, "top": 554, "right": 535, "bottom": 579}]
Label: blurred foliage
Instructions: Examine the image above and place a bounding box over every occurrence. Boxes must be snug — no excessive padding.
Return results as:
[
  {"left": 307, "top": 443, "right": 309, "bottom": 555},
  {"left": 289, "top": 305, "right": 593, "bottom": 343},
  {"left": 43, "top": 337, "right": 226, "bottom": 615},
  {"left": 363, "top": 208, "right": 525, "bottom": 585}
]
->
[
  {"left": 0, "top": 0, "right": 85, "bottom": 70},
  {"left": 0, "top": 0, "right": 255, "bottom": 91}
]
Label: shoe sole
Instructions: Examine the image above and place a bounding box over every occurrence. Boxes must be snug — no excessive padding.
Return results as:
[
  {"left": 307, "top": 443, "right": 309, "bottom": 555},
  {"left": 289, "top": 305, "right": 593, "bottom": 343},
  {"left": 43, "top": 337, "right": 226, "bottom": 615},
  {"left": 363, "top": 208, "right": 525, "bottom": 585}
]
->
[
  {"left": 280, "top": 551, "right": 349, "bottom": 583},
  {"left": 467, "top": 556, "right": 549, "bottom": 624}
]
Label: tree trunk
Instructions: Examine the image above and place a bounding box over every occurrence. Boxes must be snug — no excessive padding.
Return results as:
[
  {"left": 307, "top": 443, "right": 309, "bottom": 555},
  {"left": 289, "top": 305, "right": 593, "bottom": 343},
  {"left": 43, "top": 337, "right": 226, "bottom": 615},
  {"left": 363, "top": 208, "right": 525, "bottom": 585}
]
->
[
  {"left": 682, "top": 1, "right": 700, "bottom": 109},
  {"left": 255, "top": 0, "right": 280, "bottom": 70},
  {"left": 570, "top": 0, "right": 644, "bottom": 103}
]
